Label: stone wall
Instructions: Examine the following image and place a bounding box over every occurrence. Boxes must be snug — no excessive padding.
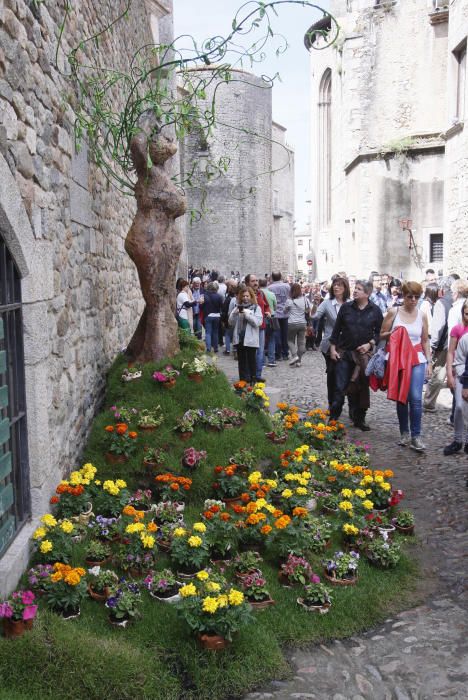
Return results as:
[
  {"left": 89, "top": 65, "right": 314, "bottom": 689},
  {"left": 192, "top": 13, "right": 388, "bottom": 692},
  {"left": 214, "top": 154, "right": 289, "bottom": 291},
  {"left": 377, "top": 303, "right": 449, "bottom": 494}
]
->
[
  {"left": 271, "top": 122, "right": 295, "bottom": 276},
  {"left": 181, "top": 68, "right": 273, "bottom": 278},
  {"left": 0, "top": 0, "right": 173, "bottom": 593},
  {"left": 308, "top": 0, "right": 449, "bottom": 279}
]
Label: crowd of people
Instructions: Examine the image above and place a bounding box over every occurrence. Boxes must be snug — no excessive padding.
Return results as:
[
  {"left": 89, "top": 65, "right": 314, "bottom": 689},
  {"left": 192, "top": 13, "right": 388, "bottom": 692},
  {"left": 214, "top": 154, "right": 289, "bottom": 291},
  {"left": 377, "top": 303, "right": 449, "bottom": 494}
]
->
[{"left": 175, "top": 267, "right": 468, "bottom": 457}]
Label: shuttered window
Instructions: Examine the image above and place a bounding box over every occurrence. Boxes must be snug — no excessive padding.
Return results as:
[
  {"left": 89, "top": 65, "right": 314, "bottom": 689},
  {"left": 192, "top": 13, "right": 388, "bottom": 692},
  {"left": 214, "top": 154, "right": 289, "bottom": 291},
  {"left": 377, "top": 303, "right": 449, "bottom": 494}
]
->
[{"left": 0, "top": 235, "right": 30, "bottom": 557}]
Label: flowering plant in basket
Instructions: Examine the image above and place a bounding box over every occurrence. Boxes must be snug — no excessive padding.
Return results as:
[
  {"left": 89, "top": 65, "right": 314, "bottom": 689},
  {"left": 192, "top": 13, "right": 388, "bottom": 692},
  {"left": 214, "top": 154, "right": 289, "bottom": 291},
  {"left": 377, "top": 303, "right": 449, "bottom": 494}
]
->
[
  {"left": 240, "top": 571, "right": 272, "bottom": 603},
  {"left": 137, "top": 407, "right": 164, "bottom": 429},
  {"left": 152, "top": 365, "right": 180, "bottom": 383},
  {"left": 219, "top": 407, "right": 246, "bottom": 427},
  {"left": 324, "top": 550, "right": 359, "bottom": 580},
  {"left": 27, "top": 564, "right": 54, "bottom": 593},
  {"left": 178, "top": 571, "right": 253, "bottom": 642},
  {"left": 109, "top": 405, "right": 139, "bottom": 424},
  {"left": 153, "top": 500, "right": 184, "bottom": 525},
  {"left": 182, "top": 355, "right": 217, "bottom": 377},
  {"left": 106, "top": 579, "right": 141, "bottom": 621},
  {"left": 202, "top": 505, "right": 239, "bottom": 558},
  {"left": 127, "top": 488, "right": 153, "bottom": 510},
  {"left": 357, "top": 471, "right": 398, "bottom": 509},
  {"left": 280, "top": 554, "right": 317, "bottom": 586},
  {"left": 300, "top": 580, "right": 332, "bottom": 607},
  {"left": 175, "top": 409, "right": 204, "bottom": 434},
  {"left": 85, "top": 539, "right": 112, "bottom": 564},
  {"left": 44, "top": 563, "right": 87, "bottom": 613},
  {"left": 365, "top": 538, "right": 401, "bottom": 568},
  {"left": 143, "top": 568, "right": 180, "bottom": 598},
  {"left": 50, "top": 463, "right": 97, "bottom": 518},
  {"left": 103, "top": 424, "right": 138, "bottom": 457},
  {"left": 154, "top": 474, "right": 192, "bottom": 502},
  {"left": 182, "top": 447, "right": 207, "bottom": 469},
  {"left": 88, "top": 567, "right": 119, "bottom": 595},
  {"left": 212, "top": 464, "right": 247, "bottom": 499},
  {"left": 169, "top": 525, "right": 210, "bottom": 571},
  {"left": 87, "top": 514, "right": 119, "bottom": 541},
  {"left": 229, "top": 447, "right": 256, "bottom": 470},
  {"left": 392, "top": 510, "right": 414, "bottom": 530},
  {"left": 32, "top": 514, "right": 76, "bottom": 563},
  {"left": 143, "top": 446, "right": 168, "bottom": 469},
  {"left": 231, "top": 550, "right": 263, "bottom": 576},
  {"left": 244, "top": 382, "right": 270, "bottom": 411},
  {"left": 0, "top": 590, "right": 38, "bottom": 622}
]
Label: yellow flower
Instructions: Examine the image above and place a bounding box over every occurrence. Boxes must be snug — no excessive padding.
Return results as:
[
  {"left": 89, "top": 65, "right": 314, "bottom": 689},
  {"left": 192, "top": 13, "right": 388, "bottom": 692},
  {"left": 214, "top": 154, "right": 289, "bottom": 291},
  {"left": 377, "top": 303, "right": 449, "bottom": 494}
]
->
[
  {"left": 343, "top": 523, "right": 359, "bottom": 536},
  {"left": 338, "top": 500, "right": 353, "bottom": 512},
  {"left": 341, "top": 488, "right": 353, "bottom": 498},
  {"left": 308, "top": 455, "right": 317, "bottom": 463},
  {"left": 206, "top": 581, "right": 221, "bottom": 593},
  {"left": 217, "top": 594, "right": 229, "bottom": 608},
  {"left": 304, "top": 422, "right": 312, "bottom": 428},
  {"left": 126, "top": 522, "right": 145, "bottom": 533},
  {"left": 202, "top": 596, "right": 219, "bottom": 614},
  {"left": 179, "top": 583, "right": 197, "bottom": 597},
  {"left": 296, "top": 487, "right": 307, "bottom": 495},
  {"left": 265, "top": 504, "right": 276, "bottom": 514},
  {"left": 354, "top": 489, "right": 366, "bottom": 498},
  {"left": 380, "top": 482, "right": 391, "bottom": 491},
  {"left": 60, "top": 520, "right": 74, "bottom": 534},
  {"left": 196, "top": 570, "right": 209, "bottom": 581},
  {"left": 362, "top": 499, "right": 374, "bottom": 510},
  {"left": 248, "top": 471, "right": 262, "bottom": 484},
  {"left": 266, "top": 479, "right": 277, "bottom": 488},
  {"left": 188, "top": 535, "right": 202, "bottom": 548},
  {"left": 64, "top": 571, "right": 81, "bottom": 586},
  {"left": 141, "top": 534, "right": 155, "bottom": 549},
  {"left": 281, "top": 489, "right": 293, "bottom": 498},
  {"left": 173, "top": 527, "right": 186, "bottom": 537},
  {"left": 256, "top": 498, "right": 267, "bottom": 509},
  {"left": 95, "top": 479, "right": 101, "bottom": 486},
  {"left": 193, "top": 522, "right": 206, "bottom": 533},
  {"left": 40, "top": 540, "right": 53, "bottom": 553},
  {"left": 41, "top": 514, "right": 57, "bottom": 528},
  {"left": 50, "top": 571, "right": 63, "bottom": 582},
  {"left": 33, "top": 527, "right": 47, "bottom": 540},
  {"left": 228, "top": 589, "right": 244, "bottom": 606},
  {"left": 116, "top": 479, "right": 127, "bottom": 489}
]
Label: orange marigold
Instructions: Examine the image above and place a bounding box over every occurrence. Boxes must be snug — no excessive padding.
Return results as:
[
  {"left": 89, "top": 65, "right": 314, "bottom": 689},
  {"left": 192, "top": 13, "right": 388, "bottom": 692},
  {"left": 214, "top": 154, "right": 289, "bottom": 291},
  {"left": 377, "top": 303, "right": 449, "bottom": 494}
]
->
[
  {"left": 261, "top": 525, "right": 272, "bottom": 535},
  {"left": 105, "top": 425, "right": 114, "bottom": 432},
  {"left": 292, "top": 507, "right": 308, "bottom": 517},
  {"left": 128, "top": 431, "right": 138, "bottom": 439},
  {"left": 170, "top": 483, "right": 180, "bottom": 491},
  {"left": 50, "top": 495, "right": 59, "bottom": 504},
  {"left": 220, "top": 512, "right": 230, "bottom": 521}
]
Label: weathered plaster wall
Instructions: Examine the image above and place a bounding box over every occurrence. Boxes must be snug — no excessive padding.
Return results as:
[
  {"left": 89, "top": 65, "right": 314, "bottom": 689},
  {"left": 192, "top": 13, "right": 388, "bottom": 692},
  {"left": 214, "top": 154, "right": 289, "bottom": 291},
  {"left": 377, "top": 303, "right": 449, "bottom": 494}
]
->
[{"left": 271, "top": 122, "right": 295, "bottom": 276}]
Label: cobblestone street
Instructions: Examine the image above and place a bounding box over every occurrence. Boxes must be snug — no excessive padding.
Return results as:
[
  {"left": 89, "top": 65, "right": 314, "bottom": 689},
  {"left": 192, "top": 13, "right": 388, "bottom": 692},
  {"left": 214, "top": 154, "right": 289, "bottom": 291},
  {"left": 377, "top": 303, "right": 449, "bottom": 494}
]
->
[{"left": 217, "top": 350, "right": 468, "bottom": 700}]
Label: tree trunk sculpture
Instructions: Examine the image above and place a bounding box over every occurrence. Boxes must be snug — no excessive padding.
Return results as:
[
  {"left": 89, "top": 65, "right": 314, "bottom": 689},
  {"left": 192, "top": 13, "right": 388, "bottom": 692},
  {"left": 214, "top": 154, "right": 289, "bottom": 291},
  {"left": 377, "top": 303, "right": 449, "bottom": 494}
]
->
[{"left": 125, "top": 126, "right": 187, "bottom": 362}]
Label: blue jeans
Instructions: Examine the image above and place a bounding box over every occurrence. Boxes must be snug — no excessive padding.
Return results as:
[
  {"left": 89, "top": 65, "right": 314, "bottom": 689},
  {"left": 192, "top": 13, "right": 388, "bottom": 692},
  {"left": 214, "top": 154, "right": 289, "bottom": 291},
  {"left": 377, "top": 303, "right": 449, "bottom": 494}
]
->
[
  {"left": 225, "top": 327, "right": 233, "bottom": 353},
  {"left": 193, "top": 313, "right": 202, "bottom": 339},
  {"left": 265, "top": 325, "right": 276, "bottom": 363},
  {"left": 275, "top": 317, "right": 289, "bottom": 359},
  {"left": 205, "top": 316, "right": 220, "bottom": 352},
  {"left": 396, "top": 362, "right": 426, "bottom": 437},
  {"left": 256, "top": 328, "right": 265, "bottom": 379}
]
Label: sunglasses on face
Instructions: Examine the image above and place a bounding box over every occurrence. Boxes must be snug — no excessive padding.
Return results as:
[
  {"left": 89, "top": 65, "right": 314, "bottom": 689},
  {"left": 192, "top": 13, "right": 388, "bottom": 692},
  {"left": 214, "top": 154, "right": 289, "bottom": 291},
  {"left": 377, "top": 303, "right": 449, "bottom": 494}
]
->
[{"left": 405, "top": 294, "right": 420, "bottom": 300}]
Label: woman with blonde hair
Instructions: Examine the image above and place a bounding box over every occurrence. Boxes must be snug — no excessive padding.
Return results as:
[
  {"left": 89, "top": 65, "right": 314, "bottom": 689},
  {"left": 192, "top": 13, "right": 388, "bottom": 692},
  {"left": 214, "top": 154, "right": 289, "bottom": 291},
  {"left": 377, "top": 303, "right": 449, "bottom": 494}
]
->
[{"left": 380, "top": 281, "right": 432, "bottom": 451}]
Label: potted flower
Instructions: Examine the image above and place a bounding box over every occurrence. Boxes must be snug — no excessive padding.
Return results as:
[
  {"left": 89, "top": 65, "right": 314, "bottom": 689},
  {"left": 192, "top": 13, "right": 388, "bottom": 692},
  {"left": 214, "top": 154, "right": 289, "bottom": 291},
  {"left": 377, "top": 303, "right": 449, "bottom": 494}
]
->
[
  {"left": 182, "top": 447, "right": 207, "bottom": 469},
  {"left": 121, "top": 366, "right": 142, "bottom": 382},
  {"left": 152, "top": 365, "right": 180, "bottom": 389},
  {"left": 266, "top": 412, "right": 288, "bottom": 444},
  {"left": 87, "top": 514, "right": 120, "bottom": 542},
  {"left": 143, "top": 568, "right": 181, "bottom": 603},
  {"left": 393, "top": 510, "right": 415, "bottom": 535},
  {"left": 105, "top": 580, "right": 141, "bottom": 627},
  {"left": 240, "top": 570, "right": 274, "bottom": 610},
  {"left": 0, "top": 590, "right": 38, "bottom": 638},
  {"left": 137, "top": 406, "right": 164, "bottom": 431},
  {"left": 229, "top": 447, "right": 256, "bottom": 472},
  {"left": 212, "top": 464, "right": 248, "bottom": 505},
  {"left": 279, "top": 554, "right": 316, "bottom": 587},
  {"left": 91, "top": 479, "right": 130, "bottom": 518},
  {"left": 85, "top": 539, "right": 112, "bottom": 566},
  {"left": 174, "top": 409, "right": 204, "bottom": 440},
  {"left": 127, "top": 488, "right": 154, "bottom": 512},
  {"left": 169, "top": 525, "right": 211, "bottom": 576},
  {"left": 152, "top": 500, "right": 184, "bottom": 526},
  {"left": 32, "top": 514, "right": 76, "bottom": 564},
  {"left": 365, "top": 538, "right": 401, "bottom": 568},
  {"left": 44, "top": 563, "right": 87, "bottom": 618},
  {"left": 319, "top": 492, "right": 341, "bottom": 514},
  {"left": 27, "top": 563, "right": 54, "bottom": 595},
  {"left": 109, "top": 405, "right": 139, "bottom": 423},
  {"left": 178, "top": 571, "right": 253, "bottom": 648},
  {"left": 203, "top": 506, "right": 239, "bottom": 560},
  {"left": 231, "top": 551, "right": 263, "bottom": 581},
  {"left": 297, "top": 579, "right": 332, "bottom": 614},
  {"left": 154, "top": 474, "right": 192, "bottom": 511},
  {"left": 220, "top": 407, "right": 246, "bottom": 428},
  {"left": 324, "top": 550, "right": 359, "bottom": 585},
  {"left": 115, "top": 520, "right": 158, "bottom": 576},
  {"left": 87, "top": 567, "right": 119, "bottom": 602},
  {"left": 182, "top": 355, "right": 217, "bottom": 382},
  {"left": 304, "top": 515, "right": 333, "bottom": 552},
  {"left": 244, "top": 382, "right": 270, "bottom": 411},
  {"left": 53, "top": 482, "right": 92, "bottom": 520},
  {"left": 142, "top": 446, "right": 167, "bottom": 473},
  {"left": 103, "top": 424, "right": 138, "bottom": 463}
]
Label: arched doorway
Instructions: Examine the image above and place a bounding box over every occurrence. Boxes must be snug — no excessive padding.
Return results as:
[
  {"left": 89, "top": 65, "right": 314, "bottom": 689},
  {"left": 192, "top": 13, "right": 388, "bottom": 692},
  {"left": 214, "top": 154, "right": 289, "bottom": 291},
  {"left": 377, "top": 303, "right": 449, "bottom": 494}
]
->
[{"left": 0, "top": 235, "right": 30, "bottom": 556}]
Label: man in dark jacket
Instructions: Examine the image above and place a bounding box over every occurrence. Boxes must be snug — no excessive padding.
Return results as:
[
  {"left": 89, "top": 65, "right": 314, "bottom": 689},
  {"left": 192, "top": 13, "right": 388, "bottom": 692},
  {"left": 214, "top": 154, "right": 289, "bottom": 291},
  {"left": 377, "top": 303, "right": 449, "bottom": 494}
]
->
[
  {"left": 329, "top": 280, "right": 383, "bottom": 430},
  {"left": 201, "top": 282, "right": 223, "bottom": 353}
]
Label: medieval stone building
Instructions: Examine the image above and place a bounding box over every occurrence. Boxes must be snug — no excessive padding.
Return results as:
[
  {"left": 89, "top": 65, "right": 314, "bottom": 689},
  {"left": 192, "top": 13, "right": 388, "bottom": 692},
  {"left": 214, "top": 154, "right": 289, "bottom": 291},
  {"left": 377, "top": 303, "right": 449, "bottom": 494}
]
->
[
  {"left": 306, "top": 0, "right": 467, "bottom": 280},
  {"left": 180, "top": 68, "right": 295, "bottom": 278},
  {"left": 0, "top": 0, "right": 174, "bottom": 593}
]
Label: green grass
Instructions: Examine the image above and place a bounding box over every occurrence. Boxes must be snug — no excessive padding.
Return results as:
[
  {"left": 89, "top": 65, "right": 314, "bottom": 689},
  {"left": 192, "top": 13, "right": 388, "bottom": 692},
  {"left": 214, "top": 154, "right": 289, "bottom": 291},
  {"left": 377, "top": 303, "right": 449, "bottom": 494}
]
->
[{"left": 0, "top": 352, "right": 420, "bottom": 700}]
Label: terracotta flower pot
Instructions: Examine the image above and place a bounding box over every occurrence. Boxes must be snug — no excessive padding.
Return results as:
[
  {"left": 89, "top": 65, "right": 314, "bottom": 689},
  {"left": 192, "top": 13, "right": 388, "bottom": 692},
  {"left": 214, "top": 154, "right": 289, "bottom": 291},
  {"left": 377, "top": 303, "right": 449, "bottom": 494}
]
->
[
  {"left": 277, "top": 571, "right": 294, "bottom": 587},
  {"left": 162, "top": 379, "right": 176, "bottom": 390},
  {"left": 138, "top": 425, "right": 157, "bottom": 432},
  {"left": 2, "top": 618, "right": 31, "bottom": 639},
  {"left": 105, "top": 452, "right": 128, "bottom": 465},
  {"left": 188, "top": 372, "right": 203, "bottom": 383},
  {"left": 88, "top": 584, "right": 109, "bottom": 603},
  {"left": 179, "top": 431, "right": 193, "bottom": 442},
  {"left": 85, "top": 555, "right": 111, "bottom": 568},
  {"left": 197, "top": 633, "right": 231, "bottom": 650}
]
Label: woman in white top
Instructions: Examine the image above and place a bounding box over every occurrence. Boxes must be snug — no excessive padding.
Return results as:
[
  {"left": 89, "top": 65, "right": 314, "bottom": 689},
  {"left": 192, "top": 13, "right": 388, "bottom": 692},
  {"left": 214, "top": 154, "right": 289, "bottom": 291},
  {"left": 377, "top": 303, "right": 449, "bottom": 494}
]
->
[
  {"left": 380, "top": 281, "right": 432, "bottom": 452},
  {"left": 176, "top": 280, "right": 195, "bottom": 333},
  {"left": 284, "top": 283, "right": 310, "bottom": 367}
]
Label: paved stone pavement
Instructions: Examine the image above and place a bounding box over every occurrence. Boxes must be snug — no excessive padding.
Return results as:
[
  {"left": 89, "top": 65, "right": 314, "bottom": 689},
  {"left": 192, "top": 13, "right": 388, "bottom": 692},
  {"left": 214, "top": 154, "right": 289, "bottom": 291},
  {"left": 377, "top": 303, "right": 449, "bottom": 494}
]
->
[{"left": 216, "top": 350, "right": 468, "bottom": 700}]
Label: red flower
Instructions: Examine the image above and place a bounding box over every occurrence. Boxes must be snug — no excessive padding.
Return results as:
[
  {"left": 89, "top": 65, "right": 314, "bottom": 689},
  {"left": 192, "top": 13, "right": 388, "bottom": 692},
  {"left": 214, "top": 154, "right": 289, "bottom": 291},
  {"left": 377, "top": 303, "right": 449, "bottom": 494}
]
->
[{"left": 50, "top": 496, "right": 59, "bottom": 504}]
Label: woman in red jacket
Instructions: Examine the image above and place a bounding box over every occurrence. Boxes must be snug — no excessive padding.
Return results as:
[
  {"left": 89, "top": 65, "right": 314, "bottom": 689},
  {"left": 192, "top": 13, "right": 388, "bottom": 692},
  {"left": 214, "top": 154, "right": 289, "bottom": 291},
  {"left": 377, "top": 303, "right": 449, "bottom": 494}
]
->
[{"left": 380, "top": 281, "right": 432, "bottom": 451}]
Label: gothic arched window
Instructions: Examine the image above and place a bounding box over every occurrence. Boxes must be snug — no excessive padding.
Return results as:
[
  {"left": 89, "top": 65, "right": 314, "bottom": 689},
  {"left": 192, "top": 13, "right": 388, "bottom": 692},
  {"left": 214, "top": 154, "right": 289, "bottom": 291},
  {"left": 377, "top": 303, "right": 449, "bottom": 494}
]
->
[{"left": 318, "top": 69, "right": 332, "bottom": 229}]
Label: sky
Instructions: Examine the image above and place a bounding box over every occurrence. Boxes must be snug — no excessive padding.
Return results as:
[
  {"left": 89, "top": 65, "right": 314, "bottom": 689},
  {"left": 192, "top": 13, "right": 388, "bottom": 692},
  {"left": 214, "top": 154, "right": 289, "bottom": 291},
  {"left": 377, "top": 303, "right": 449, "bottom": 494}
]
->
[{"left": 173, "top": 0, "right": 330, "bottom": 232}]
